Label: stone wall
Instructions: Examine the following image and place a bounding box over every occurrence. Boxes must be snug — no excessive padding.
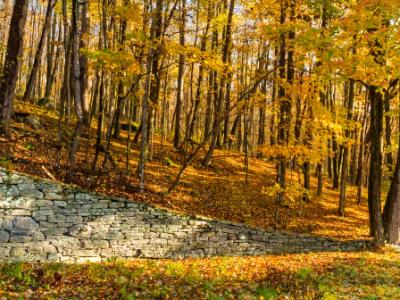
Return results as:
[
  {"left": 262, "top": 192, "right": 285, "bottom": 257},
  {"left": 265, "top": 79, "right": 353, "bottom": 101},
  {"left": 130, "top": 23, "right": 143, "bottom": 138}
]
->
[{"left": 0, "top": 168, "right": 370, "bottom": 262}]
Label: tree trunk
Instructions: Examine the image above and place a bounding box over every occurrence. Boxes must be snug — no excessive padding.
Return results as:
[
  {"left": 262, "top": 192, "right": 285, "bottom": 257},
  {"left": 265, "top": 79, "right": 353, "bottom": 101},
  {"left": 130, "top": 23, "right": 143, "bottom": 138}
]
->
[
  {"left": 0, "top": 0, "right": 29, "bottom": 135},
  {"left": 356, "top": 94, "right": 369, "bottom": 204},
  {"left": 367, "top": 85, "right": 384, "bottom": 245},
  {"left": 339, "top": 79, "right": 355, "bottom": 216},
  {"left": 384, "top": 90, "right": 393, "bottom": 173},
  {"left": 147, "top": 0, "right": 163, "bottom": 147},
  {"left": 23, "top": 0, "right": 55, "bottom": 101},
  {"left": 138, "top": 51, "right": 152, "bottom": 191},
  {"left": 92, "top": 69, "right": 104, "bottom": 171},
  {"left": 316, "top": 163, "right": 323, "bottom": 197},
  {"left": 60, "top": 0, "right": 72, "bottom": 120},
  {"left": 383, "top": 113, "right": 400, "bottom": 244},
  {"left": 275, "top": 1, "right": 290, "bottom": 223},
  {"left": 349, "top": 126, "right": 358, "bottom": 185},
  {"left": 203, "top": 0, "right": 234, "bottom": 166},
  {"left": 188, "top": 21, "right": 208, "bottom": 139},
  {"left": 45, "top": 13, "right": 61, "bottom": 99},
  {"left": 67, "top": 0, "right": 85, "bottom": 178},
  {"left": 332, "top": 134, "right": 339, "bottom": 189},
  {"left": 79, "top": 0, "right": 90, "bottom": 123},
  {"left": 174, "top": 0, "right": 186, "bottom": 149}
]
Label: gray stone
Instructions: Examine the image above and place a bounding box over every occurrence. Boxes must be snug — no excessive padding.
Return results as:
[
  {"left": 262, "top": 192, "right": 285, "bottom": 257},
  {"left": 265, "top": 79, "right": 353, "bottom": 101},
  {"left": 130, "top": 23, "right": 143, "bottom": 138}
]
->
[
  {"left": 238, "top": 234, "right": 248, "bottom": 240},
  {"left": 10, "top": 209, "right": 31, "bottom": 216},
  {"left": 32, "top": 232, "right": 45, "bottom": 241},
  {"left": 7, "top": 173, "right": 24, "bottom": 184},
  {"left": 75, "top": 193, "right": 92, "bottom": 200},
  {"left": 17, "top": 183, "right": 36, "bottom": 191},
  {"left": 36, "top": 200, "right": 53, "bottom": 207},
  {"left": 19, "top": 189, "right": 43, "bottom": 199},
  {"left": 48, "top": 214, "right": 66, "bottom": 223},
  {"left": 2, "top": 219, "right": 13, "bottom": 231},
  {"left": 54, "top": 201, "right": 67, "bottom": 207},
  {"left": 59, "top": 208, "right": 77, "bottom": 215},
  {"left": 36, "top": 183, "right": 61, "bottom": 193},
  {"left": 106, "top": 231, "right": 122, "bottom": 240},
  {"left": 12, "top": 216, "right": 39, "bottom": 233},
  {"left": 92, "top": 203, "right": 108, "bottom": 209},
  {"left": 0, "top": 247, "right": 10, "bottom": 258},
  {"left": 10, "top": 247, "right": 26, "bottom": 257},
  {"left": 0, "top": 230, "right": 9, "bottom": 242},
  {"left": 33, "top": 210, "right": 52, "bottom": 218},
  {"left": 44, "top": 193, "right": 63, "bottom": 200},
  {"left": 83, "top": 240, "right": 109, "bottom": 249},
  {"left": 68, "top": 224, "right": 92, "bottom": 238},
  {"left": 6, "top": 186, "right": 19, "bottom": 198},
  {"left": 42, "top": 244, "right": 57, "bottom": 254},
  {"left": 109, "top": 202, "right": 125, "bottom": 208},
  {"left": 15, "top": 198, "right": 35, "bottom": 209},
  {"left": 49, "top": 236, "right": 80, "bottom": 248},
  {"left": 43, "top": 227, "right": 67, "bottom": 235},
  {"left": 10, "top": 235, "right": 32, "bottom": 243}
]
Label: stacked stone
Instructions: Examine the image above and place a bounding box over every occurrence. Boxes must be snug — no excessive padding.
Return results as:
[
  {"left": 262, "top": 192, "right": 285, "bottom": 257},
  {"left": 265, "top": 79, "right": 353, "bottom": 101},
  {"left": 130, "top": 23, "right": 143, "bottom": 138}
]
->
[{"left": 0, "top": 169, "right": 370, "bottom": 263}]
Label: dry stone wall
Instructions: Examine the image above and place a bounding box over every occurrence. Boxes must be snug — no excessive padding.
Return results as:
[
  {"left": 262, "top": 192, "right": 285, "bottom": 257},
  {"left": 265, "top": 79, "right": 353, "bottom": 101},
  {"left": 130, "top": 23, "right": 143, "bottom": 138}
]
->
[{"left": 0, "top": 168, "right": 370, "bottom": 262}]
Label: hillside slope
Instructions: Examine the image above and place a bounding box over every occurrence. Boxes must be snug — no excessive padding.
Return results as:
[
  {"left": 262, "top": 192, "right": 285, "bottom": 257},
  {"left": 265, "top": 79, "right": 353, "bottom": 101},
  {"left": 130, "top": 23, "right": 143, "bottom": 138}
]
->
[{"left": 0, "top": 101, "right": 370, "bottom": 240}]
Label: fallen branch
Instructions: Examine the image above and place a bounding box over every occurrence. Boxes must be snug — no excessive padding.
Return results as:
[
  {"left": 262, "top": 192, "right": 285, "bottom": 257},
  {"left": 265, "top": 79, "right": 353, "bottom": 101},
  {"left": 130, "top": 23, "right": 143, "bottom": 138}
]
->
[{"left": 42, "top": 165, "right": 56, "bottom": 180}]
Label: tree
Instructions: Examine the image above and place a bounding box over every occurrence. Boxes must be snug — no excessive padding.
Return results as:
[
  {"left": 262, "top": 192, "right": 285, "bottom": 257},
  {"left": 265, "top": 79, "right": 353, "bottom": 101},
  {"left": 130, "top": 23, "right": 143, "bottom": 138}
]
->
[
  {"left": 23, "top": 0, "right": 56, "bottom": 101},
  {"left": 0, "top": 0, "right": 29, "bottom": 135}
]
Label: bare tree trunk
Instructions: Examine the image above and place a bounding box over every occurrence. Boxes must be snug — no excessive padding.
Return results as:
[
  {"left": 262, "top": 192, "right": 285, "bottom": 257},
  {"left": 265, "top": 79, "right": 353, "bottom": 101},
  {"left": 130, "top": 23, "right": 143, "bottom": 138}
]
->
[
  {"left": 147, "top": 0, "right": 163, "bottom": 148},
  {"left": 349, "top": 127, "right": 358, "bottom": 185},
  {"left": 113, "top": 0, "right": 129, "bottom": 139},
  {"left": 92, "top": 69, "right": 104, "bottom": 171},
  {"left": 383, "top": 113, "right": 400, "bottom": 244},
  {"left": 384, "top": 90, "right": 393, "bottom": 173},
  {"left": 67, "top": 0, "right": 85, "bottom": 179},
  {"left": 174, "top": 0, "right": 186, "bottom": 149},
  {"left": 60, "top": 0, "right": 72, "bottom": 119},
  {"left": 339, "top": 79, "right": 355, "bottom": 216},
  {"left": 45, "top": 13, "right": 61, "bottom": 99},
  {"left": 203, "top": 0, "right": 234, "bottom": 166},
  {"left": 0, "top": 0, "right": 29, "bottom": 136},
  {"left": 23, "top": 0, "right": 55, "bottom": 101},
  {"left": 368, "top": 84, "right": 384, "bottom": 245},
  {"left": 356, "top": 93, "right": 369, "bottom": 204},
  {"left": 275, "top": 1, "right": 290, "bottom": 227},
  {"left": 316, "top": 163, "right": 323, "bottom": 197},
  {"left": 138, "top": 53, "right": 152, "bottom": 191},
  {"left": 204, "top": 70, "right": 213, "bottom": 141},
  {"left": 79, "top": 0, "right": 90, "bottom": 123},
  {"left": 332, "top": 134, "right": 339, "bottom": 189},
  {"left": 188, "top": 19, "right": 209, "bottom": 139}
]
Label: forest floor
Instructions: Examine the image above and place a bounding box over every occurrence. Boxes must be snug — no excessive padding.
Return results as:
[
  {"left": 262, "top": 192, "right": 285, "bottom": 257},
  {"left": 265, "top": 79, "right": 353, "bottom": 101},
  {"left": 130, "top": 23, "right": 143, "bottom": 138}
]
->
[
  {"left": 0, "top": 247, "right": 399, "bottom": 299},
  {"left": 1, "top": 101, "right": 399, "bottom": 299},
  {"left": 0, "top": 100, "right": 371, "bottom": 241}
]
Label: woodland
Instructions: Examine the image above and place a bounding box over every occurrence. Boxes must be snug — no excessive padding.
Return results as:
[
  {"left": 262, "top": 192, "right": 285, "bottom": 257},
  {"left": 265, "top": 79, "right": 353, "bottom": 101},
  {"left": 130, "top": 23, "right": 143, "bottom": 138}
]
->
[{"left": 0, "top": 0, "right": 400, "bottom": 298}]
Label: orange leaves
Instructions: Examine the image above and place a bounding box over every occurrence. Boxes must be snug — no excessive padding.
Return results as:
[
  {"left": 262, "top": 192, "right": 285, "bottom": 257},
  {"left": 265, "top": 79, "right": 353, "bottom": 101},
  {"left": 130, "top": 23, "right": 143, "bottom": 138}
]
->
[
  {"left": 6, "top": 100, "right": 371, "bottom": 242},
  {"left": 1, "top": 249, "right": 399, "bottom": 298}
]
